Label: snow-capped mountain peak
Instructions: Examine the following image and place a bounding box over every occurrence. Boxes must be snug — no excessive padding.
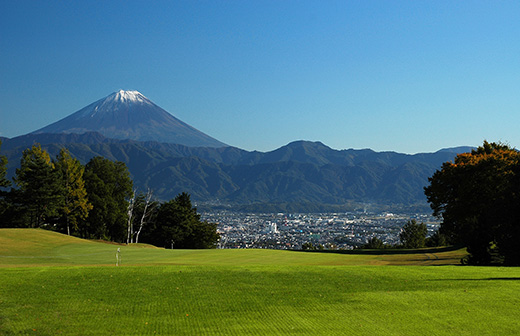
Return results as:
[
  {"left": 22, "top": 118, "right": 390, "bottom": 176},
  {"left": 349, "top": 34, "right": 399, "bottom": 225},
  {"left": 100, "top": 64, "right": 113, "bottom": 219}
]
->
[
  {"left": 111, "top": 90, "right": 147, "bottom": 104},
  {"left": 81, "top": 90, "right": 154, "bottom": 118},
  {"left": 31, "top": 90, "right": 228, "bottom": 148}
]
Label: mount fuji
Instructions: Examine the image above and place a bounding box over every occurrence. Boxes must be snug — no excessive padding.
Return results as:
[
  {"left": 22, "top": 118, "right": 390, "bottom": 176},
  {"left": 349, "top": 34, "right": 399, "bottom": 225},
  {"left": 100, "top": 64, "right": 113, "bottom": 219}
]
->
[{"left": 32, "top": 90, "right": 228, "bottom": 148}]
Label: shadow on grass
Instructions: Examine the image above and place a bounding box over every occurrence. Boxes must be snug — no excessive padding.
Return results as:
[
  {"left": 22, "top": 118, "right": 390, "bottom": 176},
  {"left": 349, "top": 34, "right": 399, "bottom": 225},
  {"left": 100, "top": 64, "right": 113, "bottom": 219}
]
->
[
  {"left": 294, "top": 245, "right": 465, "bottom": 256},
  {"left": 429, "top": 277, "right": 520, "bottom": 281}
]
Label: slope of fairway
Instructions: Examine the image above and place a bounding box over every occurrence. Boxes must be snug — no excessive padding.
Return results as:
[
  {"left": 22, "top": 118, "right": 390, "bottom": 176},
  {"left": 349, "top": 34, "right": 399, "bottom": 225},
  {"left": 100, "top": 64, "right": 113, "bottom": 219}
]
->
[
  {"left": 1, "top": 229, "right": 519, "bottom": 335},
  {"left": 0, "top": 229, "right": 466, "bottom": 267}
]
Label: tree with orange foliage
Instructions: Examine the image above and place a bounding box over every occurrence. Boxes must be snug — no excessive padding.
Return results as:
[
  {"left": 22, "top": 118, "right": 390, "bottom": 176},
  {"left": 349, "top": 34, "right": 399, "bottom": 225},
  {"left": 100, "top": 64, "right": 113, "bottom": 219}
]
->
[
  {"left": 425, "top": 141, "right": 520, "bottom": 265},
  {"left": 55, "top": 148, "right": 92, "bottom": 236}
]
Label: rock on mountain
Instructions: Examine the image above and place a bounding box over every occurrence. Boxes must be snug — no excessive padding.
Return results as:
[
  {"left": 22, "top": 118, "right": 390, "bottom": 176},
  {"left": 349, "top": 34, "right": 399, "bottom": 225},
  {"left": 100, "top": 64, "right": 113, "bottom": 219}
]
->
[{"left": 32, "top": 90, "right": 228, "bottom": 148}]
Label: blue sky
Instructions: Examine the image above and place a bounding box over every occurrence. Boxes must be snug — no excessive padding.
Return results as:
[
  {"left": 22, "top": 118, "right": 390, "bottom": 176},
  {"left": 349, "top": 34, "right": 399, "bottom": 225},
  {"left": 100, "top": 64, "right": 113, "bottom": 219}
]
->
[{"left": 1, "top": 1, "right": 520, "bottom": 153}]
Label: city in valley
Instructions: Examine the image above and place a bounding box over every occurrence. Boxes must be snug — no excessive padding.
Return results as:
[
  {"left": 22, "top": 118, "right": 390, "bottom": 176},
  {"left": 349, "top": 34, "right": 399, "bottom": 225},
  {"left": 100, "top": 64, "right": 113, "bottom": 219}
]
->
[{"left": 201, "top": 211, "right": 440, "bottom": 250}]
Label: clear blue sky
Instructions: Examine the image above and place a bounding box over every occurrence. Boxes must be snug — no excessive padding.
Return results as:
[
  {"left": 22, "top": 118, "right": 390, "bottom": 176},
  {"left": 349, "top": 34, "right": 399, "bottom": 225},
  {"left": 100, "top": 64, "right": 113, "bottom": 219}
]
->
[{"left": 1, "top": 1, "right": 520, "bottom": 153}]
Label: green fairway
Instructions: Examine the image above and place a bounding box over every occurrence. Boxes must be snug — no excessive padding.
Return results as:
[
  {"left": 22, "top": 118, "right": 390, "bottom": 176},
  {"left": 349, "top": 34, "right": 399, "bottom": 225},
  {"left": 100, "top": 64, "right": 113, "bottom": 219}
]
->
[
  {"left": 0, "top": 229, "right": 467, "bottom": 267},
  {"left": 1, "top": 229, "right": 519, "bottom": 335}
]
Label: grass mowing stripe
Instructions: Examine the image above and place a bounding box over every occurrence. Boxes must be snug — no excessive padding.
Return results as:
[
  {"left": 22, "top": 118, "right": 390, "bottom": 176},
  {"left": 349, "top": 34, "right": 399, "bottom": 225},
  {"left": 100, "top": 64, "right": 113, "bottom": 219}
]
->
[
  {"left": 1, "top": 229, "right": 518, "bottom": 335},
  {"left": 2, "top": 265, "right": 519, "bottom": 335}
]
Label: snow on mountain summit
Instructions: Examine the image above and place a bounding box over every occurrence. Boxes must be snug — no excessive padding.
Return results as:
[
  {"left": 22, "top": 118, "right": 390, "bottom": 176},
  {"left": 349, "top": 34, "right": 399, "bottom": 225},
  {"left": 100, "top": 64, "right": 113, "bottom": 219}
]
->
[
  {"left": 84, "top": 90, "right": 153, "bottom": 118},
  {"left": 111, "top": 90, "right": 147, "bottom": 104},
  {"left": 31, "top": 90, "right": 228, "bottom": 148}
]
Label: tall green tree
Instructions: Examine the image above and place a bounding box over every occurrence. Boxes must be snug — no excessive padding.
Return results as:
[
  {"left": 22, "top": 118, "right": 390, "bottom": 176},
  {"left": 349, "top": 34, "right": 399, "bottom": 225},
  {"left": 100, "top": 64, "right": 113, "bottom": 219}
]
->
[
  {"left": 84, "top": 157, "right": 133, "bottom": 241},
  {"left": 54, "top": 148, "right": 92, "bottom": 236},
  {"left": 424, "top": 141, "right": 520, "bottom": 265},
  {"left": 0, "top": 140, "right": 12, "bottom": 224},
  {"left": 0, "top": 140, "right": 10, "bottom": 189},
  {"left": 399, "top": 219, "right": 427, "bottom": 249},
  {"left": 14, "top": 144, "right": 64, "bottom": 227},
  {"left": 153, "top": 192, "right": 219, "bottom": 249}
]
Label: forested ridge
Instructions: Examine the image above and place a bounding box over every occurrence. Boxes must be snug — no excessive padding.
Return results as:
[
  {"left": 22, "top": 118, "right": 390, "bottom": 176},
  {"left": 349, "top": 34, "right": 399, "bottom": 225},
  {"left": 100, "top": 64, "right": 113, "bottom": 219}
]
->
[{"left": 1, "top": 132, "right": 471, "bottom": 210}]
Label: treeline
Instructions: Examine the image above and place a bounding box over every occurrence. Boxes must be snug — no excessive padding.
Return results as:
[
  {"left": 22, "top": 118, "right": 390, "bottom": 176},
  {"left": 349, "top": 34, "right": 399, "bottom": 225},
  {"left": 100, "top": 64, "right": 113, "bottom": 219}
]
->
[
  {"left": 359, "top": 220, "right": 446, "bottom": 250},
  {"left": 0, "top": 141, "right": 219, "bottom": 249},
  {"left": 300, "top": 220, "right": 445, "bottom": 251}
]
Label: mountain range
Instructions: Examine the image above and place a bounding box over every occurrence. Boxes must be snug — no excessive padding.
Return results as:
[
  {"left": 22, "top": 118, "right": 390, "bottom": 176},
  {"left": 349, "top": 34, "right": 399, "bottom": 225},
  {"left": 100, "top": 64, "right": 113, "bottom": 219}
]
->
[{"left": 1, "top": 90, "right": 473, "bottom": 212}]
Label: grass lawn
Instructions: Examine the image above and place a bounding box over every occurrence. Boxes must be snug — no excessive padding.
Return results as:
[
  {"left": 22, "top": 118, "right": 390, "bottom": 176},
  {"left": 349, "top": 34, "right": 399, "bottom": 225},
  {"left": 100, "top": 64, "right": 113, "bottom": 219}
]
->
[{"left": 1, "top": 229, "right": 519, "bottom": 335}]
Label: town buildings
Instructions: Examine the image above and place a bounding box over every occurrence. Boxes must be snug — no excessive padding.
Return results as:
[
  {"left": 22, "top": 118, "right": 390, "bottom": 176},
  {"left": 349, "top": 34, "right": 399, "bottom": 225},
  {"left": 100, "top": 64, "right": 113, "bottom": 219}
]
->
[{"left": 201, "top": 211, "right": 440, "bottom": 250}]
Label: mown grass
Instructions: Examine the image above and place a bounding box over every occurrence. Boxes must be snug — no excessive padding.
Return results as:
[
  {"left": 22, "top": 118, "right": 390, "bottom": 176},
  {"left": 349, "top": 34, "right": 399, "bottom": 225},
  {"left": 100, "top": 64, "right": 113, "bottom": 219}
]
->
[
  {"left": 1, "top": 229, "right": 519, "bottom": 335},
  {"left": 0, "top": 229, "right": 466, "bottom": 267}
]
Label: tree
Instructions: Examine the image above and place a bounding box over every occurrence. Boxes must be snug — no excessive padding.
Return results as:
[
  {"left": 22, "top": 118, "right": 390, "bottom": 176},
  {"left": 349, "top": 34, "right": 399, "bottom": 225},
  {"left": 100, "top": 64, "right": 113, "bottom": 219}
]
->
[
  {"left": 83, "top": 157, "right": 133, "bottom": 241},
  {"left": 153, "top": 192, "right": 219, "bottom": 249},
  {"left": 14, "top": 144, "right": 64, "bottom": 228},
  {"left": 0, "top": 140, "right": 12, "bottom": 225},
  {"left": 399, "top": 220, "right": 427, "bottom": 249},
  {"left": 301, "top": 242, "right": 324, "bottom": 250},
  {"left": 362, "top": 237, "right": 385, "bottom": 249},
  {"left": 134, "top": 189, "right": 156, "bottom": 244},
  {"left": 425, "top": 229, "right": 447, "bottom": 247},
  {"left": 0, "top": 140, "right": 10, "bottom": 189},
  {"left": 126, "top": 189, "right": 136, "bottom": 244},
  {"left": 301, "top": 242, "right": 315, "bottom": 250},
  {"left": 424, "top": 141, "right": 520, "bottom": 265},
  {"left": 54, "top": 148, "right": 92, "bottom": 235}
]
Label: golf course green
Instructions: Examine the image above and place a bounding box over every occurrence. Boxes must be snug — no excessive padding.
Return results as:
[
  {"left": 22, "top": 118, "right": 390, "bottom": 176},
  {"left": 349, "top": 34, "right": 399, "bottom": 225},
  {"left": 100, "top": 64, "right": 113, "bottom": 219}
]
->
[{"left": 1, "top": 229, "right": 519, "bottom": 335}]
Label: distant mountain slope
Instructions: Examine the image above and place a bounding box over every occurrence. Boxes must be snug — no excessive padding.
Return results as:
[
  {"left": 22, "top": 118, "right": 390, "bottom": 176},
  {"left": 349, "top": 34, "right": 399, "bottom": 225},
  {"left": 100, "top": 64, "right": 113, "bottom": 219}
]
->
[
  {"left": 1, "top": 133, "right": 470, "bottom": 210},
  {"left": 31, "top": 90, "right": 228, "bottom": 148},
  {"left": 436, "top": 146, "right": 475, "bottom": 154}
]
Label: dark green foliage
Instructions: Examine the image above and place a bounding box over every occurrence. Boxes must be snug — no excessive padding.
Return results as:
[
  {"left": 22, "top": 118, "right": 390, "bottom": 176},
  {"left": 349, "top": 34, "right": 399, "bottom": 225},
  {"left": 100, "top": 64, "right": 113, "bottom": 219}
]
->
[
  {"left": 1, "top": 141, "right": 217, "bottom": 249},
  {"left": 301, "top": 242, "right": 324, "bottom": 250},
  {"left": 0, "top": 190, "right": 26, "bottom": 228},
  {"left": 301, "top": 242, "right": 314, "bottom": 250},
  {"left": 13, "top": 144, "right": 64, "bottom": 228},
  {"left": 1, "top": 133, "right": 468, "bottom": 208},
  {"left": 83, "top": 157, "right": 133, "bottom": 241},
  {"left": 0, "top": 140, "right": 11, "bottom": 224},
  {"left": 151, "top": 192, "right": 219, "bottom": 249},
  {"left": 131, "top": 191, "right": 159, "bottom": 244},
  {"left": 399, "top": 220, "right": 427, "bottom": 249},
  {"left": 0, "top": 140, "right": 10, "bottom": 189},
  {"left": 425, "top": 229, "right": 447, "bottom": 247},
  {"left": 362, "top": 237, "right": 385, "bottom": 249},
  {"left": 425, "top": 141, "right": 520, "bottom": 265}
]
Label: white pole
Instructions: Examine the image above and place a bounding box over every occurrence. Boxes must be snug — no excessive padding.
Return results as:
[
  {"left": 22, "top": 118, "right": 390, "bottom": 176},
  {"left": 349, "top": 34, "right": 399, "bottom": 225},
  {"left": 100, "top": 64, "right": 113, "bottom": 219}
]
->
[{"left": 116, "top": 248, "right": 121, "bottom": 266}]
